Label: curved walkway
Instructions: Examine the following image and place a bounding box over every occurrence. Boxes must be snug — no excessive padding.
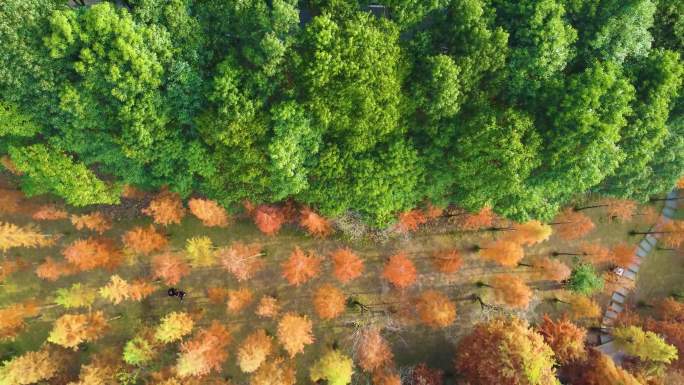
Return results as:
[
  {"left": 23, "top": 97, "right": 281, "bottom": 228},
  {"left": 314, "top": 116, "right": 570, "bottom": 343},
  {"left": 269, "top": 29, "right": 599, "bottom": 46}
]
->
[{"left": 598, "top": 189, "right": 680, "bottom": 359}]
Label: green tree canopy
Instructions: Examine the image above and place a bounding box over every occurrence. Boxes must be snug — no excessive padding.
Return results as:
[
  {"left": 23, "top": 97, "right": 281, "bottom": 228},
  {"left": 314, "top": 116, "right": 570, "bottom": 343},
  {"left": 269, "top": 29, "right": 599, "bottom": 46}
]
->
[{"left": 568, "top": 263, "right": 604, "bottom": 295}]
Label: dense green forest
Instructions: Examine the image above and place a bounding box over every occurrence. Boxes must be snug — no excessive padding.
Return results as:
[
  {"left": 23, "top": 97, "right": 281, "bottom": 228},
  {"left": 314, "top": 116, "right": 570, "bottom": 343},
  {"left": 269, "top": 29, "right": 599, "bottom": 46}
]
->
[{"left": 1, "top": 0, "right": 683, "bottom": 227}]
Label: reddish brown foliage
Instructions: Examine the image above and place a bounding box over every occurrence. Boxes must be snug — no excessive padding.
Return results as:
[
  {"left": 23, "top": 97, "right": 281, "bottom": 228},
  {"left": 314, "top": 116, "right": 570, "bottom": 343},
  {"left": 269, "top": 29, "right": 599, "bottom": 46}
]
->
[
  {"left": 35, "top": 257, "right": 77, "bottom": 281},
  {"left": 152, "top": 252, "right": 190, "bottom": 286},
  {"left": 281, "top": 247, "right": 321, "bottom": 286},
  {"left": 553, "top": 208, "right": 595, "bottom": 241},
  {"left": 645, "top": 318, "right": 684, "bottom": 370},
  {"left": 382, "top": 252, "right": 417, "bottom": 289},
  {"left": 70, "top": 212, "right": 112, "bottom": 234},
  {"left": 603, "top": 198, "right": 637, "bottom": 222},
  {"left": 490, "top": 275, "right": 532, "bottom": 309},
  {"left": 122, "top": 225, "right": 168, "bottom": 255},
  {"left": 330, "top": 247, "right": 364, "bottom": 284},
  {"left": 253, "top": 205, "right": 285, "bottom": 236},
  {"left": 609, "top": 243, "right": 636, "bottom": 267},
  {"left": 415, "top": 290, "right": 456, "bottom": 329},
  {"left": 250, "top": 357, "right": 295, "bottom": 385},
  {"left": 504, "top": 220, "right": 552, "bottom": 245},
  {"left": 457, "top": 207, "right": 496, "bottom": 231},
  {"left": 411, "top": 363, "right": 443, "bottom": 385},
  {"left": 312, "top": 284, "right": 346, "bottom": 320},
  {"left": 355, "top": 328, "right": 394, "bottom": 372},
  {"left": 218, "top": 242, "right": 265, "bottom": 281},
  {"left": 533, "top": 257, "right": 571, "bottom": 282},
  {"left": 659, "top": 220, "right": 684, "bottom": 248},
  {"left": 537, "top": 315, "right": 587, "bottom": 364},
  {"left": 657, "top": 298, "right": 684, "bottom": 322},
  {"left": 255, "top": 296, "right": 280, "bottom": 318},
  {"left": 372, "top": 368, "right": 402, "bottom": 385},
  {"left": 176, "top": 321, "right": 231, "bottom": 377},
  {"left": 430, "top": 249, "right": 463, "bottom": 274},
  {"left": 129, "top": 279, "right": 156, "bottom": 301},
  {"left": 299, "top": 207, "right": 332, "bottom": 237},
  {"left": 62, "top": 237, "right": 123, "bottom": 272},
  {"left": 227, "top": 288, "right": 254, "bottom": 313},
  {"left": 561, "top": 348, "right": 641, "bottom": 385},
  {"left": 580, "top": 242, "right": 612, "bottom": 264},
  {"left": 397, "top": 209, "right": 427, "bottom": 233},
  {"left": 206, "top": 287, "right": 231, "bottom": 304},
  {"left": 0, "top": 301, "right": 39, "bottom": 340},
  {"left": 277, "top": 312, "right": 314, "bottom": 358},
  {"left": 188, "top": 198, "right": 230, "bottom": 228},
  {"left": 32, "top": 205, "right": 68, "bottom": 221},
  {"left": 479, "top": 240, "right": 524, "bottom": 267},
  {"left": 1, "top": 258, "right": 27, "bottom": 282},
  {"left": 0, "top": 188, "right": 23, "bottom": 214},
  {"left": 142, "top": 190, "right": 186, "bottom": 226},
  {"left": 424, "top": 203, "right": 444, "bottom": 220}
]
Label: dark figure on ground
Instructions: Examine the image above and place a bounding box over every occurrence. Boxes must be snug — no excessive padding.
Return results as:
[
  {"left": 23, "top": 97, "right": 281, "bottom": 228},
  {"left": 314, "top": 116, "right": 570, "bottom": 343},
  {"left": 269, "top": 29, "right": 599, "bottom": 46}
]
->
[{"left": 167, "top": 288, "right": 186, "bottom": 302}]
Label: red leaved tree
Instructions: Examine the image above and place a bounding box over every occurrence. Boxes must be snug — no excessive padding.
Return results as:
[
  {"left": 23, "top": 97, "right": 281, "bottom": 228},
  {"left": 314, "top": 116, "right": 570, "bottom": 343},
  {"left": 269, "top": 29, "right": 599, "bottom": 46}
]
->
[
  {"left": 330, "top": 247, "right": 364, "bottom": 284},
  {"left": 354, "top": 328, "right": 394, "bottom": 372},
  {"left": 218, "top": 242, "right": 265, "bottom": 281},
  {"left": 430, "top": 249, "right": 463, "bottom": 274},
  {"left": 253, "top": 205, "right": 285, "bottom": 236},
  {"left": 456, "top": 206, "right": 496, "bottom": 231},
  {"left": 62, "top": 237, "right": 123, "bottom": 272},
  {"left": 152, "top": 252, "right": 190, "bottom": 285},
  {"left": 551, "top": 208, "right": 595, "bottom": 241},
  {"left": 188, "top": 198, "right": 230, "bottom": 227},
  {"left": 70, "top": 212, "right": 112, "bottom": 234},
  {"left": 531, "top": 257, "right": 571, "bottom": 282},
  {"left": 537, "top": 314, "right": 587, "bottom": 364},
  {"left": 382, "top": 252, "right": 417, "bottom": 289},
  {"left": 415, "top": 290, "right": 456, "bottom": 329},
  {"left": 176, "top": 321, "right": 231, "bottom": 377},
  {"left": 281, "top": 247, "right": 321, "bottom": 286},
  {"left": 609, "top": 243, "right": 636, "bottom": 267},
  {"left": 313, "top": 284, "right": 346, "bottom": 320},
  {"left": 561, "top": 348, "right": 641, "bottom": 385},
  {"left": 411, "top": 363, "right": 444, "bottom": 385},
  {"left": 604, "top": 198, "right": 637, "bottom": 222},
  {"left": 35, "top": 257, "right": 78, "bottom": 281},
  {"left": 122, "top": 225, "right": 168, "bottom": 255},
  {"left": 396, "top": 209, "right": 427, "bottom": 233},
  {"left": 142, "top": 190, "right": 186, "bottom": 226},
  {"left": 300, "top": 207, "right": 333, "bottom": 237},
  {"left": 32, "top": 205, "right": 68, "bottom": 221},
  {"left": 479, "top": 240, "right": 524, "bottom": 267}
]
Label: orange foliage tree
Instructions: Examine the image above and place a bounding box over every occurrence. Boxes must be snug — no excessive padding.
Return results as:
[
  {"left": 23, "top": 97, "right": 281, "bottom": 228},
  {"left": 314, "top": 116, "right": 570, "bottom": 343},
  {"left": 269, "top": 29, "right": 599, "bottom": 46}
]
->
[
  {"left": 0, "top": 349, "right": 60, "bottom": 385},
  {"left": 658, "top": 220, "right": 684, "bottom": 248},
  {"left": 531, "top": 256, "right": 571, "bottom": 282},
  {"left": 355, "top": 328, "right": 394, "bottom": 372},
  {"left": 313, "top": 284, "right": 346, "bottom": 320},
  {"left": 415, "top": 290, "right": 456, "bottom": 329},
  {"left": 456, "top": 206, "right": 496, "bottom": 231},
  {"left": 0, "top": 221, "right": 54, "bottom": 251},
  {"left": 47, "top": 311, "right": 108, "bottom": 349},
  {"left": 300, "top": 207, "right": 333, "bottom": 237},
  {"left": 604, "top": 198, "right": 637, "bottom": 222},
  {"left": 250, "top": 357, "right": 295, "bottom": 385},
  {"left": 188, "top": 198, "right": 230, "bottom": 227},
  {"left": 277, "top": 312, "right": 314, "bottom": 358},
  {"left": 32, "top": 205, "right": 68, "bottom": 221},
  {"left": 382, "top": 252, "right": 417, "bottom": 289},
  {"left": 609, "top": 243, "right": 636, "bottom": 267},
  {"left": 142, "top": 190, "right": 186, "bottom": 226},
  {"left": 455, "top": 317, "right": 557, "bottom": 385},
  {"left": 411, "top": 363, "right": 444, "bottom": 385},
  {"left": 281, "top": 246, "right": 321, "bottom": 286},
  {"left": 424, "top": 203, "right": 444, "bottom": 220},
  {"left": 35, "top": 257, "right": 77, "bottom": 281},
  {"left": 551, "top": 208, "right": 595, "bottom": 241},
  {"left": 152, "top": 252, "right": 190, "bottom": 285},
  {"left": 176, "top": 321, "right": 231, "bottom": 378},
  {"left": 70, "top": 212, "right": 112, "bottom": 234},
  {"left": 253, "top": 205, "right": 285, "bottom": 236},
  {"left": 556, "top": 292, "right": 602, "bottom": 321},
  {"left": 237, "top": 329, "right": 273, "bottom": 373},
  {"left": 489, "top": 274, "right": 533, "bottom": 309},
  {"left": 227, "top": 287, "right": 254, "bottom": 313},
  {"left": 99, "top": 275, "right": 131, "bottom": 304},
  {"left": 255, "top": 296, "right": 281, "bottom": 318},
  {"left": 397, "top": 209, "right": 427, "bottom": 233},
  {"left": 504, "top": 220, "right": 552, "bottom": 245},
  {"left": 122, "top": 225, "right": 168, "bottom": 255},
  {"left": 218, "top": 242, "right": 265, "bottom": 281},
  {"left": 330, "top": 247, "right": 364, "bottom": 284},
  {"left": 129, "top": 279, "right": 156, "bottom": 301},
  {"left": 479, "top": 240, "right": 524, "bottom": 267},
  {"left": 0, "top": 301, "right": 39, "bottom": 340},
  {"left": 537, "top": 314, "right": 587, "bottom": 364},
  {"left": 430, "top": 249, "right": 463, "bottom": 274},
  {"left": 0, "top": 258, "right": 27, "bottom": 282},
  {"left": 206, "top": 287, "right": 231, "bottom": 304},
  {"left": 372, "top": 368, "right": 402, "bottom": 385},
  {"left": 62, "top": 237, "right": 123, "bottom": 272}
]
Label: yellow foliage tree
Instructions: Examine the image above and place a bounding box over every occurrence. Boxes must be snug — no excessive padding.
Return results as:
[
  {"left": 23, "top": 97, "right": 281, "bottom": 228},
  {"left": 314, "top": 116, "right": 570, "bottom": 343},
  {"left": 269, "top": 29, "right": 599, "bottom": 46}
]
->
[
  {"left": 0, "top": 349, "right": 59, "bottom": 385},
  {"left": 48, "top": 311, "right": 108, "bottom": 350},
  {"left": 277, "top": 312, "right": 314, "bottom": 358},
  {"left": 237, "top": 329, "right": 273, "bottom": 373},
  {"left": 185, "top": 236, "right": 215, "bottom": 267},
  {"left": 155, "top": 312, "right": 194, "bottom": 343},
  {"left": 250, "top": 357, "right": 295, "bottom": 385},
  {"left": 0, "top": 221, "right": 54, "bottom": 251},
  {"left": 99, "top": 275, "right": 131, "bottom": 305}
]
